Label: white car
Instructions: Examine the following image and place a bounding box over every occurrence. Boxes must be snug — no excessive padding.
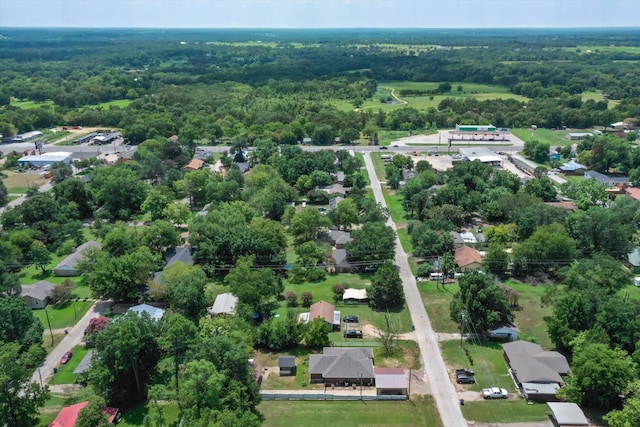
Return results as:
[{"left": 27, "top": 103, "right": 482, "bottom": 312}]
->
[{"left": 482, "top": 387, "right": 508, "bottom": 399}]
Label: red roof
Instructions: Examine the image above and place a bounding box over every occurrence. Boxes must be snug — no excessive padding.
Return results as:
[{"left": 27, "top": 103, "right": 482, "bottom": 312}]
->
[
  {"left": 626, "top": 187, "right": 640, "bottom": 201},
  {"left": 50, "top": 401, "right": 88, "bottom": 427},
  {"left": 455, "top": 245, "right": 483, "bottom": 267},
  {"left": 309, "top": 301, "right": 335, "bottom": 324},
  {"left": 374, "top": 367, "right": 405, "bottom": 375},
  {"left": 50, "top": 401, "right": 119, "bottom": 426}
]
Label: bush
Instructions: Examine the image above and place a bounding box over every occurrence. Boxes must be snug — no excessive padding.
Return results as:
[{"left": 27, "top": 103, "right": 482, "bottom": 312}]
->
[
  {"left": 301, "top": 291, "right": 313, "bottom": 307},
  {"left": 416, "top": 262, "right": 433, "bottom": 278},
  {"left": 332, "top": 284, "right": 345, "bottom": 303},
  {"left": 289, "top": 267, "right": 307, "bottom": 284},
  {"left": 285, "top": 291, "right": 298, "bottom": 307},
  {"left": 306, "top": 268, "right": 326, "bottom": 282}
]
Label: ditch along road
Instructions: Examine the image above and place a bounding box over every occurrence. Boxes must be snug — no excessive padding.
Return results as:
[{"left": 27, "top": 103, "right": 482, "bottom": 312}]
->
[{"left": 363, "top": 152, "right": 467, "bottom": 427}]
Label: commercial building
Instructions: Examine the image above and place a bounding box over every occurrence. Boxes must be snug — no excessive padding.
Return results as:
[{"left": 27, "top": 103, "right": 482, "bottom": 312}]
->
[
  {"left": 458, "top": 147, "right": 503, "bottom": 167},
  {"left": 18, "top": 151, "right": 73, "bottom": 168}
]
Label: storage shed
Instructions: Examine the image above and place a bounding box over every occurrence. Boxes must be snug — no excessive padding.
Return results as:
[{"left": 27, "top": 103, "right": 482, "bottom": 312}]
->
[
  {"left": 546, "top": 402, "right": 589, "bottom": 426},
  {"left": 279, "top": 356, "right": 296, "bottom": 376}
]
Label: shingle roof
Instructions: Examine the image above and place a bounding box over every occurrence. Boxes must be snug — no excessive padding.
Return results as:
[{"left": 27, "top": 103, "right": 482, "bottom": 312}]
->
[
  {"left": 503, "top": 341, "right": 570, "bottom": 384},
  {"left": 375, "top": 368, "right": 408, "bottom": 389},
  {"left": 309, "top": 348, "right": 374, "bottom": 379},
  {"left": 310, "top": 301, "right": 335, "bottom": 324},
  {"left": 165, "top": 246, "right": 193, "bottom": 268},
  {"left": 54, "top": 240, "right": 102, "bottom": 272},
  {"left": 454, "top": 245, "right": 483, "bottom": 267},
  {"left": 182, "top": 158, "right": 205, "bottom": 171},
  {"left": 279, "top": 356, "right": 296, "bottom": 368},
  {"left": 20, "top": 280, "right": 56, "bottom": 301}
]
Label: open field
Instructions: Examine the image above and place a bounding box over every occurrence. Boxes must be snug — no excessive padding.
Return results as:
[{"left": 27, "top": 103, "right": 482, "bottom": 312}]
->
[
  {"left": 581, "top": 90, "right": 619, "bottom": 108},
  {"left": 461, "top": 400, "right": 550, "bottom": 423},
  {"left": 259, "top": 397, "right": 443, "bottom": 427},
  {"left": 560, "top": 45, "right": 640, "bottom": 54},
  {"left": 503, "top": 279, "right": 555, "bottom": 349},
  {"left": 1, "top": 170, "right": 48, "bottom": 191},
  {"left": 10, "top": 99, "right": 55, "bottom": 109},
  {"left": 33, "top": 301, "right": 94, "bottom": 330},
  {"left": 441, "top": 340, "right": 513, "bottom": 391},
  {"left": 418, "top": 281, "right": 460, "bottom": 333},
  {"left": 510, "top": 127, "right": 573, "bottom": 147},
  {"left": 86, "top": 99, "right": 133, "bottom": 109}
]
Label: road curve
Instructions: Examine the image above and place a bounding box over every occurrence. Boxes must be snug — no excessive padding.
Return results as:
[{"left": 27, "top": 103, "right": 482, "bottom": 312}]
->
[{"left": 363, "top": 152, "right": 467, "bottom": 427}]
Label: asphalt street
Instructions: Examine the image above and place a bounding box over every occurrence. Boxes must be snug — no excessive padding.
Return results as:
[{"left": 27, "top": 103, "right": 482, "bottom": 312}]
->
[{"left": 363, "top": 152, "right": 467, "bottom": 427}]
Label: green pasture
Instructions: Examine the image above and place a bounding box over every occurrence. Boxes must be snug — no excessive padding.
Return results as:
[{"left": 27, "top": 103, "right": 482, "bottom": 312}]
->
[
  {"left": 118, "top": 403, "right": 180, "bottom": 427},
  {"left": 510, "top": 128, "right": 572, "bottom": 147},
  {"left": 86, "top": 99, "right": 133, "bottom": 109},
  {"left": 259, "top": 397, "right": 443, "bottom": 427},
  {"left": 561, "top": 45, "right": 640, "bottom": 54},
  {"left": 11, "top": 99, "right": 55, "bottom": 110}
]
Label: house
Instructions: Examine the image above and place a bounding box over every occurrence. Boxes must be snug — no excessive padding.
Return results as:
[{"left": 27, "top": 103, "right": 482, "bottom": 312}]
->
[
  {"left": 20, "top": 280, "right": 56, "bottom": 308},
  {"left": 50, "top": 401, "right": 120, "bottom": 427},
  {"left": 308, "top": 301, "right": 341, "bottom": 331},
  {"left": 450, "top": 231, "right": 465, "bottom": 247},
  {"left": 279, "top": 356, "right": 296, "bottom": 376},
  {"left": 128, "top": 304, "right": 165, "bottom": 321},
  {"left": 320, "top": 230, "right": 352, "bottom": 248},
  {"left": 625, "top": 187, "right": 640, "bottom": 202},
  {"left": 584, "top": 170, "right": 629, "bottom": 186},
  {"left": 321, "top": 183, "right": 347, "bottom": 196},
  {"left": 545, "top": 201, "right": 578, "bottom": 210},
  {"left": 53, "top": 240, "right": 102, "bottom": 276},
  {"left": 343, "top": 288, "right": 368, "bottom": 304},
  {"left": 235, "top": 162, "right": 250, "bottom": 173},
  {"left": 331, "top": 248, "right": 353, "bottom": 273},
  {"left": 329, "top": 196, "right": 344, "bottom": 210},
  {"left": 559, "top": 160, "right": 586, "bottom": 173},
  {"left": 487, "top": 325, "right": 519, "bottom": 342},
  {"left": 503, "top": 340, "right": 570, "bottom": 401},
  {"left": 374, "top": 367, "right": 408, "bottom": 396},
  {"left": 459, "top": 231, "right": 477, "bottom": 244},
  {"left": 454, "top": 246, "right": 483, "bottom": 271},
  {"left": 547, "top": 402, "right": 589, "bottom": 426},
  {"left": 181, "top": 158, "right": 205, "bottom": 172},
  {"left": 73, "top": 350, "right": 93, "bottom": 374},
  {"left": 153, "top": 245, "right": 194, "bottom": 281},
  {"left": 207, "top": 292, "right": 238, "bottom": 316},
  {"left": 309, "top": 347, "right": 374, "bottom": 385},
  {"left": 565, "top": 133, "right": 592, "bottom": 141}
]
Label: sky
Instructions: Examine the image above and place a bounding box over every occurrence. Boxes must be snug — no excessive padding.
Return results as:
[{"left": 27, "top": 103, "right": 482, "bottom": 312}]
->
[{"left": 0, "top": 0, "right": 638, "bottom": 29}]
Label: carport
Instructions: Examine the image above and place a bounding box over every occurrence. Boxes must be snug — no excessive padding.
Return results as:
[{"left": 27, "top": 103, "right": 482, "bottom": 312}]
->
[{"left": 547, "top": 402, "right": 589, "bottom": 426}]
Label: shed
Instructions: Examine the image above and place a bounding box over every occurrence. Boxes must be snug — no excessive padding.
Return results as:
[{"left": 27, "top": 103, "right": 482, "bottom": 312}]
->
[
  {"left": 53, "top": 240, "right": 102, "bottom": 276},
  {"left": 279, "top": 356, "right": 296, "bottom": 376},
  {"left": 208, "top": 293, "right": 238, "bottom": 316},
  {"left": 374, "top": 367, "right": 408, "bottom": 396},
  {"left": 20, "top": 280, "right": 56, "bottom": 309},
  {"left": 343, "top": 288, "right": 368, "bottom": 303},
  {"left": 566, "top": 133, "right": 592, "bottom": 141},
  {"left": 547, "top": 402, "right": 589, "bottom": 426},
  {"left": 487, "top": 325, "right": 519, "bottom": 341}
]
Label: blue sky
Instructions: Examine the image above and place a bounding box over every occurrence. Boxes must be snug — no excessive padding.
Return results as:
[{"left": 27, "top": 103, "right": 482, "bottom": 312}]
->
[{"left": 0, "top": 0, "right": 637, "bottom": 28}]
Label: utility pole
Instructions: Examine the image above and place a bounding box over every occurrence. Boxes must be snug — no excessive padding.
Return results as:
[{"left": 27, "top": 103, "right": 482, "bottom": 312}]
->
[
  {"left": 45, "top": 308, "right": 54, "bottom": 346},
  {"left": 460, "top": 310, "right": 467, "bottom": 347}
]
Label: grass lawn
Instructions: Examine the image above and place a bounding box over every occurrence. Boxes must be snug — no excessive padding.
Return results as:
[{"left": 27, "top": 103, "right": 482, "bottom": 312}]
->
[
  {"left": 557, "top": 172, "right": 584, "bottom": 185},
  {"left": 86, "top": 99, "right": 133, "bottom": 109},
  {"left": 374, "top": 339, "right": 421, "bottom": 369},
  {"left": 11, "top": 99, "right": 55, "bottom": 109},
  {"left": 42, "top": 332, "right": 66, "bottom": 353},
  {"left": 33, "top": 301, "right": 93, "bottom": 330},
  {"left": 117, "top": 402, "right": 180, "bottom": 427},
  {"left": 370, "top": 152, "right": 387, "bottom": 181},
  {"left": 461, "top": 400, "right": 550, "bottom": 423},
  {"left": 50, "top": 345, "right": 90, "bottom": 385},
  {"left": 259, "top": 396, "right": 443, "bottom": 427},
  {"left": 397, "top": 227, "right": 413, "bottom": 255},
  {"left": 417, "top": 280, "right": 460, "bottom": 333},
  {"left": 510, "top": 128, "right": 573, "bottom": 148},
  {"left": 382, "top": 188, "right": 406, "bottom": 223},
  {"left": 18, "top": 255, "right": 94, "bottom": 299},
  {"left": 502, "top": 279, "right": 555, "bottom": 349},
  {"left": 440, "top": 340, "right": 513, "bottom": 392},
  {"left": 281, "top": 273, "right": 413, "bottom": 334}
]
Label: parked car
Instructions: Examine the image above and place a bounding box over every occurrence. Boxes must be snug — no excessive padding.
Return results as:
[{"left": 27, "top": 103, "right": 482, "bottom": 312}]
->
[
  {"left": 343, "top": 315, "right": 359, "bottom": 323},
  {"left": 455, "top": 368, "right": 475, "bottom": 376},
  {"left": 60, "top": 351, "right": 73, "bottom": 365},
  {"left": 482, "top": 387, "right": 508, "bottom": 399},
  {"left": 343, "top": 329, "right": 363, "bottom": 338},
  {"left": 380, "top": 146, "right": 388, "bottom": 150},
  {"left": 456, "top": 373, "right": 476, "bottom": 384}
]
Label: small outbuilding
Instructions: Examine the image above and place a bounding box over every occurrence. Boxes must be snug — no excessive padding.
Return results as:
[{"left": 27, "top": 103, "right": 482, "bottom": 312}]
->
[
  {"left": 207, "top": 293, "right": 238, "bottom": 316},
  {"left": 374, "top": 367, "right": 408, "bottom": 396},
  {"left": 546, "top": 402, "right": 589, "bottom": 426},
  {"left": 279, "top": 356, "right": 296, "bottom": 376},
  {"left": 487, "top": 325, "right": 519, "bottom": 342},
  {"left": 343, "top": 288, "right": 368, "bottom": 304}
]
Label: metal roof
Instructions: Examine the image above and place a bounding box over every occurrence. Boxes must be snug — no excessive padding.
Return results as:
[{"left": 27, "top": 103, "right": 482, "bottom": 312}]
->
[
  {"left": 209, "top": 293, "right": 238, "bottom": 315},
  {"left": 375, "top": 372, "right": 408, "bottom": 389},
  {"left": 547, "top": 402, "right": 589, "bottom": 426}
]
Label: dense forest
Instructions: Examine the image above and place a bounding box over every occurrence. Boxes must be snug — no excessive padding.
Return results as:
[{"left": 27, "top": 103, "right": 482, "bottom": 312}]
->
[{"left": 1, "top": 28, "right": 640, "bottom": 144}]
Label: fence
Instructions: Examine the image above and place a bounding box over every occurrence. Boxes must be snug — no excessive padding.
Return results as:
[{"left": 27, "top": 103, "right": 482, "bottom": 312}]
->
[
  {"left": 260, "top": 393, "right": 407, "bottom": 401},
  {"left": 331, "top": 341, "right": 381, "bottom": 347}
]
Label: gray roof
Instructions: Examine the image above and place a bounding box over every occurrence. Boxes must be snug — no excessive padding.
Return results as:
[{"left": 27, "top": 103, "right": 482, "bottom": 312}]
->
[
  {"left": 279, "top": 356, "right": 296, "bottom": 368},
  {"left": 73, "top": 350, "right": 94, "bottom": 374},
  {"left": 547, "top": 402, "right": 589, "bottom": 426},
  {"left": 54, "top": 240, "right": 102, "bottom": 272},
  {"left": 584, "top": 170, "right": 629, "bottom": 185},
  {"left": 20, "top": 280, "right": 56, "bottom": 301},
  {"left": 333, "top": 248, "right": 350, "bottom": 266},
  {"left": 450, "top": 231, "right": 464, "bottom": 245},
  {"left": 309, "top": 348, "right": 374, "bottom": 379},
  {"left": 208, "top": 292, "right": 238, "bottom": 315},
  {"left": 165, "top": 246, "right": 194, "bottom": 269},
  {"left": 559, "top": 160, "right": 586, "bottom": 172},
  {"left": 322, "top": 184, "right": 347, "bottom": 195},
  {"left": 128, "top": 304, "right": 165, "bottom": 321},
  {"left": 503, "top": 341, "right": 570, "bottom": 384},
  {"left": 324, "top": 230, "right": 352, "bottom": 246},
  {"left": 329, "top": 196, "right": 344, "bottom": 210},
  {"left": 375, "top": 372, "right": 408, "bottom": 389}
]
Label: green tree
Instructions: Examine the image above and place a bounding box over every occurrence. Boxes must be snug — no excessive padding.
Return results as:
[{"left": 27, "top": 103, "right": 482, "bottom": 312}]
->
[
  {"left": 558, "top": 341, "right": 635, "bottom": 408},
  {"left": 334, "top": 197, "right": 359, "bottom": 230},
  {"left": 224, "top": 256, "right": 281, "bottom": 311},
  {"left": 27, "top": 240, "right": 51, "bottom": 273},
  {"left": 295, "top": 241, "right": 325, "bottom": 268},
  {"left": 161, "top": 263, "right": 207, "bottom": 321},
  {"left": 90, "top": 166, "right": 149, "bottom": 219},
  {"left": 52, "top": 177, "right": 94, "bottom": 219},
  {"left": 520, "top": 177, "right": 556, "bottom": 201},
  {"left": 76, "top": 398, "right": 109, "bottom": 427},
  {"left": 102, "top": 224, "right": 139, "bottom": 257},
  {"left": 141, "top": 186, "right": 175, "bottom": 221},
  {"left": 604, "top": 381, "right": 640, "bottom": 427},
  {"left": 178, "top": 359, "right": 226, "bottom": 424},
  {"left": 162, "top": 202, "right": 190, "bottom": 225},
  {"left": 346, "top": 222, "right": 396, "bottom": 265},
  {"left": 144, "top": 385, "right": 168, "bottom": 427},
  {"left": 484, "top": 243, "right": 509, "bottom": 276},
  {"left": 369, "top": 261, "right": 405, "bottom": 310},
  {"left": 0, "top": 342, "right": 49, "bottom": 427},
  {"left": 0, "top": 297, "right": 44, "bottom": 351},
  {"left": 560, "top": 254, "right": 632, "bottom": 294},
  {"left": 159, "top": 313, "right": 198, "bottom": 393},
  {"left": 90, "top": 311, "right": 161, "bottom": 403},
  {"left": 139, "top": 220, "right": 181, "bottom": 254},
  {"left": 450, "top": 271, "right": 514, "bottom": 332},
  {"left": 512, "top": 223, "right": 576, "bottom": 275},
  {"left": 289, "top": 207, "right": 331, "bottom": 244},
  {"left": 304, "top": 317, "right": 331, "bottom": 348}
]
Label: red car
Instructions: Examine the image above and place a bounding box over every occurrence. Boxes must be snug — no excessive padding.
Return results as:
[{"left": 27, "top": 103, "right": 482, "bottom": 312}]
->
[{"left": 60, "top": 351, "right": 73, "bottom": 365}]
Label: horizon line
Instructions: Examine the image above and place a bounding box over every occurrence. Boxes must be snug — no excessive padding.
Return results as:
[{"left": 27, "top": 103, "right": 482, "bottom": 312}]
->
[{"left": 2, "top": 26, "right": 640, "bottom": 30}]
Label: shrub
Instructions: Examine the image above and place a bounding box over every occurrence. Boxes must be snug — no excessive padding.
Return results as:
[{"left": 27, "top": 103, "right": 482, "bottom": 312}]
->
[
  {"left": 306, "top": 268, "right": 326, "bottom": 282},
  {"left": 332, "top": 284, "right": 345, "bottom": 303},
  {"left": 301, "top": 291, "right": 313, "bottom": 307},
  {"left": 285, "top": 291, "right": 298, "bottom": 307}
]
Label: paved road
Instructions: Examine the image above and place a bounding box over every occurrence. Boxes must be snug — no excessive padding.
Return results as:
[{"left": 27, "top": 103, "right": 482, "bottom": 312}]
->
[
  {"left": 30, "top": 301, "right": 110, "bottom": 387},
  {"left": 363, "top": 152, "right": 467, "bottom": 427},
  {"left": 0, "top": 181, "right": 52, "bottom": 216}
]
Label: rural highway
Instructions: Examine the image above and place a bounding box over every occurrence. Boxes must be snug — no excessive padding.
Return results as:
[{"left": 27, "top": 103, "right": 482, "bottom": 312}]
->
[{"left": 363, "top": 152, "right": 467, "bottom": 427}]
